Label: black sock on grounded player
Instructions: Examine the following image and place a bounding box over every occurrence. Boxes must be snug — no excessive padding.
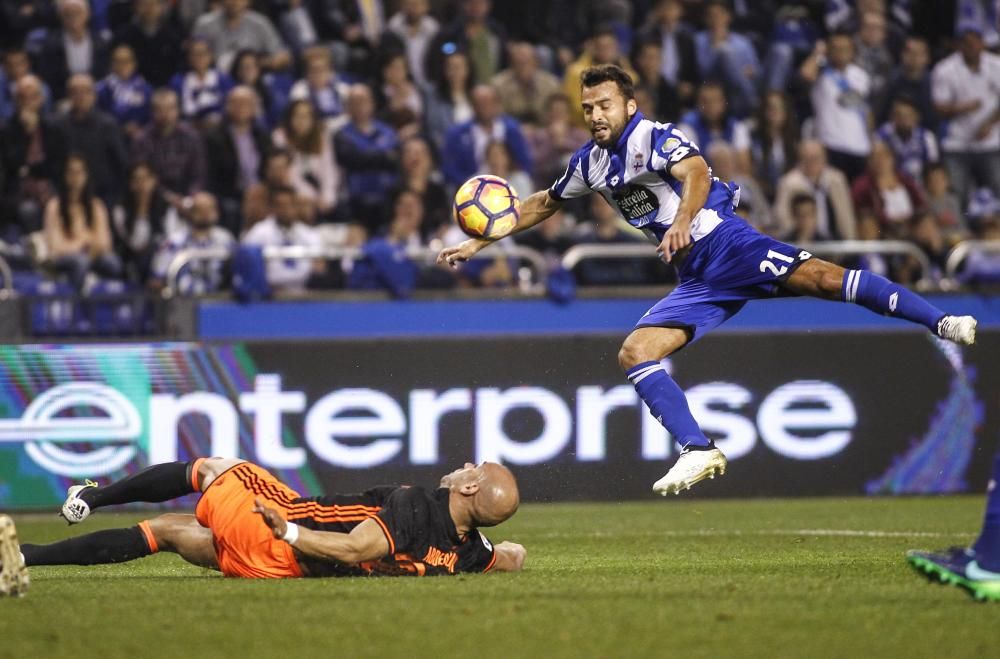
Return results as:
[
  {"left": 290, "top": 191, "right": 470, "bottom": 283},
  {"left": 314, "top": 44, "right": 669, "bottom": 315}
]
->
[
  {"left": 21, "top": 523, "right": 158, "bottom": 566},
  {"left": 81, "top": 461, "right": 197, "bottom": 509},
  {"left": 841, "top": 269, "right": 945, "bottom": 331}
]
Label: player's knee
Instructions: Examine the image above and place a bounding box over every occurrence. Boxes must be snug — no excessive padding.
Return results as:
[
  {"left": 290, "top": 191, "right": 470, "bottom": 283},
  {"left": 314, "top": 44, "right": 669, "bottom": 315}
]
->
[
  {"left": 618, "top": 341, "right": 652, "bottom": 371},
  {"left": 819, "top": 268, "right": 845, "bottom": 300},
  {"left": 197, "top": 457, "right": 245, "bottom": 491},
  {"left": 146, "top": 513, "right": 190, "bottom": 552}
]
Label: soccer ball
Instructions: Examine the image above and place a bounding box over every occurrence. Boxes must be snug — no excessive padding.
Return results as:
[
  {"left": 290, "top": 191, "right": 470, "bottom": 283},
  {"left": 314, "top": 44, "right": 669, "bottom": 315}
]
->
[{"left": 453, "top": 175, "right": 520, "bottom": 239}]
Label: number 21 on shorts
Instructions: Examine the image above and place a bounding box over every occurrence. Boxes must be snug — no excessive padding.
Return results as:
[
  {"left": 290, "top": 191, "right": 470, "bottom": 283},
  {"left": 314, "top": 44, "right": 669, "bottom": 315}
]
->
[{"left": 759, "top": 249, "right": 795, "bottom": 277}]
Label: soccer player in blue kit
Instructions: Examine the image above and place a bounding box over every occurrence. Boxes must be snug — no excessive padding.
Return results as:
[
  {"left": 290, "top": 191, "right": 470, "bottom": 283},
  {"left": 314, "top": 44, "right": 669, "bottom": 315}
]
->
[{"left": 437, "top": 65, "right": 978, "bottom": 496}]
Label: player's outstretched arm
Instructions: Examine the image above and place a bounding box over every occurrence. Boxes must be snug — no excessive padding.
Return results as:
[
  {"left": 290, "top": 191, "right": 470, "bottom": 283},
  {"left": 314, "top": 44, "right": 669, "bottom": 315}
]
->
[
  {"left": 491, "top": 541, "right": 527, "bottom": 572},
  {"left": 253, "top": 499, "right": 390, "bottom": 564},
  {"left": 659, "top": 155, "right": 711, "bottom": 262},
  {"left": 437, "top": 190, "right": 563, "bottom": 268}
]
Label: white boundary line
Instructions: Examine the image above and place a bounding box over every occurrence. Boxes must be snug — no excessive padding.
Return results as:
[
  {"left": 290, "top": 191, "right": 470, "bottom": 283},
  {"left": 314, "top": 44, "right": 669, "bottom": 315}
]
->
[{"left": 538, "top": 529, "right": 964, "bottom": 539}]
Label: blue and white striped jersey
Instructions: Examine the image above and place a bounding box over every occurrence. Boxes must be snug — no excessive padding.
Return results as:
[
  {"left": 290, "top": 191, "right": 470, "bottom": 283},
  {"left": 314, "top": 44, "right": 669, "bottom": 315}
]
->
[{"left": 549, "top": 111, "right": 739, "bottom": 243}]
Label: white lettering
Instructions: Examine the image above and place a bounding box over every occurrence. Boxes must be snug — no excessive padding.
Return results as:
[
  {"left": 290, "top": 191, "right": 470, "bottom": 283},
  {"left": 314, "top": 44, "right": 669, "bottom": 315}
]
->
[
  {"left": 475, "top": 387, "right": 571, "bottom": 464},
  {"left": 239, "top": 374, "right": 306, "bottom": 469},
  {"left": 758, "top": 381, "right": 855, "bottom": 460},
  {"left": 149, "top": 392, "right": 239, "bottom": 464},
  {"left": 409, "top": 388, "right": 472, "bottom": 464},
  {"left": 687, "top": 383, "right": 757, "bottom": 460},
  {"left": 304, "top": 388, "right": 404, "bottom": 467},
  {"left": 576, "top": 385, "right": 637, "bottom": 461}
]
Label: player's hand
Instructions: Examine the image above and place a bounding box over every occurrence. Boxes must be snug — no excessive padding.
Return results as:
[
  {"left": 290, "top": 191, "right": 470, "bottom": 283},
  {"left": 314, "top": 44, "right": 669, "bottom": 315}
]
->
[
  {"left": 658, "top": 220, "right": 692, "bottom": 263},
  {"left": 436, "top": 238, "right": 490, "bottom": 269},
  {"left": 252, "top": 498, "right": 288, "bottom": 539}
]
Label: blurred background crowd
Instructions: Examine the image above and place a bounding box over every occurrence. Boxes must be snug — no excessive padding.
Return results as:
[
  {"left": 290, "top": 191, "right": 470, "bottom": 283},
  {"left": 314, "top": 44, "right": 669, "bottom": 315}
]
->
[{"left": 1, "top": 0, "right": 999, "bottom": 298}]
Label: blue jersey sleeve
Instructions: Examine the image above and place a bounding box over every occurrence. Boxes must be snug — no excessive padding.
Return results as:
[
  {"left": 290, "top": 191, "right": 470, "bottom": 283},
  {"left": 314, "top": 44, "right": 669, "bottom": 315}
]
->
[
  {"left": 549, "top": 143, "right": 595, "bottom": 201},
  {"left": 649, "top": 125, "right": 701, "bottom": 175}
]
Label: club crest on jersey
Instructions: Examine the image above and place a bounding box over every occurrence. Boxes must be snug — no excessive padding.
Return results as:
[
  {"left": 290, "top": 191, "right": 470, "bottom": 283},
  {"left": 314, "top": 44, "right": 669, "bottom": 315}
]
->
[
  {"left": 633, "top": 152, "right": 644, "bottom": 172},
  {"left": 612, "top": 184, "right": 660, "bottom": 226},
  {"left": 660, "top": 137, "right": 681, "bottom": 154}
]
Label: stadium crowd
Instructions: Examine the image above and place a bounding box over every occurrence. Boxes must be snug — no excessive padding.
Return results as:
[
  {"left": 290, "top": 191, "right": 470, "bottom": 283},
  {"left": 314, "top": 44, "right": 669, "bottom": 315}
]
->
[{"left": 1, "top": 0, "right": 999, "bottom": 298}]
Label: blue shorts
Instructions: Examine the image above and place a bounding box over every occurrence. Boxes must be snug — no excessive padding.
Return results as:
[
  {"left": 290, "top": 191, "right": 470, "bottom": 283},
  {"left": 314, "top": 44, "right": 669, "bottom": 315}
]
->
[{"left": 635, "top": 217, "right": 811, "bottom": 344}]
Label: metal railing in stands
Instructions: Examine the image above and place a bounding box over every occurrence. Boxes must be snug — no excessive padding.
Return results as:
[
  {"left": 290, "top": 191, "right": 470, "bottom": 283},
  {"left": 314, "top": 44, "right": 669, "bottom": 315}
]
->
[
  {"left": 944, "top": 240, "right": 1000, "bottom": 280},
  {"left": 162, "top": 244, "right": 550, "bottom": 298},
  {"left": 561, "top": 240, "right": 934, "bottom": 287}
]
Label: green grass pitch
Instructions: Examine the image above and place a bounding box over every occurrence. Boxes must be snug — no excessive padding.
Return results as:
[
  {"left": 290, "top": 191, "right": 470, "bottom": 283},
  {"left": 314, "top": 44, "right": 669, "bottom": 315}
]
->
[{"left": 2, "top": 497, "right": 997, "bottom": 659}]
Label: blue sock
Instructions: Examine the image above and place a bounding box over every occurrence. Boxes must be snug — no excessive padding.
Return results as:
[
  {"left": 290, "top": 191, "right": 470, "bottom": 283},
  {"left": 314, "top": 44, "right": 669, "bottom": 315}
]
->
[
  {"left": 626, "top": 361, "right": 710, "bottom": 448},
  {"left": 842, "top": 269, "right": 945, "bottom": 332},
  {"left": 973, "top": 452, "right": 1000, "bottom": 571}
]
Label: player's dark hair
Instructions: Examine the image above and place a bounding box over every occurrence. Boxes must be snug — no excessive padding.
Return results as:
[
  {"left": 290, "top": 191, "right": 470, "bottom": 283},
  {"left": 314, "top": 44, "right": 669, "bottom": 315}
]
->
[
  {"left": 892, "top": 94, "right": 919, "bottom": 111},
  {"left": 581, "top": 64, "right": 635, "bottom": 101}
]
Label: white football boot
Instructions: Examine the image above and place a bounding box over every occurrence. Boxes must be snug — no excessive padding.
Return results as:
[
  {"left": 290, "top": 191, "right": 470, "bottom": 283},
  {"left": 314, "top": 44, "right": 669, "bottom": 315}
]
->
[
  {"left": 937, "top": 315, "right": 977, "bottom": 346},
  {"left": 652, "top": 446, "right": 728, "bottom": 496},
  {"left": 60, "top": 480, "right": 99, "bottom": 525},
  {"left": 0, "top": 515, "right": 29, "bottom": 598}
]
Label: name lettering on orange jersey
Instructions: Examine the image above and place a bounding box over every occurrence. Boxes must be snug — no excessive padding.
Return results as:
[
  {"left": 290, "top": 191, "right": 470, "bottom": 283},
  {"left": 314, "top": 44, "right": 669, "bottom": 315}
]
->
[{"left": 422, "top": 546, "right": 459, "bottom": 573}]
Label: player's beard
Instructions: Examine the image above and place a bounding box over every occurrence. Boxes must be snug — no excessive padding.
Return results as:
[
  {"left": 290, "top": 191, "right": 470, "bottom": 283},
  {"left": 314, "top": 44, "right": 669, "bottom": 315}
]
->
[{"left": 592, "top": 118, "right": 625, "bottom": 148}]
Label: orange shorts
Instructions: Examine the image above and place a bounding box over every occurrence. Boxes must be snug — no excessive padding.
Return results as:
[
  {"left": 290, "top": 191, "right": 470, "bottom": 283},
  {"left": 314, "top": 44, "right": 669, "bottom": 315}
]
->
[{"left": 194, "top": 461, "right": 304, "bottom": 579}]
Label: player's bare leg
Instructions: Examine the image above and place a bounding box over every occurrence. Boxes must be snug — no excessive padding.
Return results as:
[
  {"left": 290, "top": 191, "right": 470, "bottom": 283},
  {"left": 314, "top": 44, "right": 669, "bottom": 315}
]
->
[
  {"left": 146, "top": 514, "right": 218, "bottom": 569},
  {"left": 784, "top": 259, "right": 977, "bottom": 344},
  {"left": 619, "top": 327, "right": 728, "bottom": 495}
]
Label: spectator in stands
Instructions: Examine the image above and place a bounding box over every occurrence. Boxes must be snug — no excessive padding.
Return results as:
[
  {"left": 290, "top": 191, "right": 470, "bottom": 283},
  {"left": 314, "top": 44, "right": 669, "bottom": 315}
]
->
[
  {"left": 799, "top": 31, "right": 873, "bottom": 181},
  {"left": 637, "top": 0, "right": 698, "bottom": 109},
  {"left": 514, "top": 207, "right": 574, "bottom": 261},
  {"left": 33, "top": 0, "right": 110, "bottom": 99},
  {"left": 786, "top": 193, "right": 820, "bottom": 243},
  {"left": 427, "top": 0, "right": 507, "bottom": 87},
  {"left": 334, "top": 84, "right": 399, "bottom": 229},
  {"left": 706, "top": 141, "right": 771, "bottom": 233},
  {"left": 851, "top": 141, "right": 925, "bottom": 238},
  {"left": 113, "top": 0, "right": 184, "bottom": 88},
  {"left": 491, "top": 42, "right": 561, "bottom": 127},
  {"left": 574, "top": 194, "right": 658, "bottom": 286},
  {"left": 923, "top": 163, "right": 967, "bottom": 243},
  {"left": 149, "top": 191, "right": 234, "bottom": 295},
  {"left": 482, "top": 141, "right": 533, "bottom": 201},
  {"left": 192, "top": 0, "right": 291, "bottom": 73},
  {"left": 931, "top": 26, "right": 1000, "bottom": 208},
  {"left": 693, "top": 0, "right": 761, "bottom": 119},
  {"left": 0, "top": 46, "right": 51, "bottom": 122},
  {"left": 43, "top": 154, "right": 121, "bottom": 290},
  {"left": 881, "top": 36, "right": 935, "bottom": 126},
  {"left": 527, "top": 93, "right": 591, "bottom": 190},
  {"left": 242, "top": 148, "right": 293, "bottom": 230},
  {"left": 0, "top": 75, "right": 66, "bottom": 236},
  {"left": 397, "top": 136, "right": 449, "bottom": 239},
  {"left": 631, "top": 38, "right": 680, "bottom": 122},
  {"left": 678, "top": 82, "right": 751, "bottom": 173},
  {"left": 289, "top": 46, "right": 349, "bottom": 130},
  {"left": 273, "top": 99, "right": 341, "bottom": 223},
  {"left": 204, "top": 86, "right": 272, "bottom": 235},
  {"left": 0, "top": 2, "right": 57, "bottom": 46},
  {"left": 563, "top": 26, "right": 638, "bottom": 128},
  {"left": 131, "top": 88, "right": 206, "bottom": 203},
  {"left": 960, "top": 215, "right": 1000, "bottom": 284},
  {"left": 441, "top": 84, "right": 532, "bottom": 188},
  {"left": 230, "top": 50, "right": 285, "bottom": 130},
  {"left": 750, "top": 90, "right": 799, "bottom": 199},
  {"left": 902, "top": 211, "right": 949, "bottom": 283},
  {"left": 424, "top": 49, "right": 474, "bottom": 149},
  {"left": 854, "top": 10, "right": 893, "bottom": 112},
  {"left": 876, "top": 96, "right": 939, "bottom": 185},
  {"left": 774, "top": 140, "right": 857, "bottom": 240},
  {"left": 170, "top": 37, "right": 234, "bottom": 127},
  {"left": 376, "top": 52, "right": 424, "bottom": 139},
  {"left": 96, "top": 44, "right": 152, "bottom": 142},
  {"left": 387, "top": 0, "right": 439, "bottom": 88},
  {"left": 112, "top": 162, "right": 179, "bottom": 283},
  {"left": 854, "top": 212, "right": 890, "bottom": 277},
  {"left": 348, "top": 189, "right": 427, "bottom": 297},
  {"left": 242, "top": 185, "right": 324, "bottom": 294},
  {"left": 57, "top": 74, "right": 127, "bottom": 206},
  {"left": 275, "top": 0, "right": 322, "bottom": 54}
]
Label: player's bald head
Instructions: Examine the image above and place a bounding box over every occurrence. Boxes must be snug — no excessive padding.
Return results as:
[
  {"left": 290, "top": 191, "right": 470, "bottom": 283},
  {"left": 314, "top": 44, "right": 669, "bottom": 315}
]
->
[
  {"left": 473, "top": 463, "right": 519, "bottom": 527},
  {"left": 440, "top": 461, "right": 520, "bottom": 527}
]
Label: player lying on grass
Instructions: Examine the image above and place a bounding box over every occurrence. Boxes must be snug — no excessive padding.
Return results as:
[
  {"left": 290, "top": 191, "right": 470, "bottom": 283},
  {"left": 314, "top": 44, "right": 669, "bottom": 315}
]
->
[
  {"left": 438, "top": 63, "right": 978, "bottom": 497},
  {"left": 907, "top": 450, "right": 1000, "bottom": 602},
  {"left": 1, "top": 458, "right": 524, "bottom": 590}
]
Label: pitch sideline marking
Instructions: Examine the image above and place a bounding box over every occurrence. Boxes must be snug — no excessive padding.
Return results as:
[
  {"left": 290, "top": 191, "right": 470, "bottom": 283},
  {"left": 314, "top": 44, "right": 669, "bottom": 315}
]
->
[{"left": 538, "top": 529, "right": 961, "bottom": 539}]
